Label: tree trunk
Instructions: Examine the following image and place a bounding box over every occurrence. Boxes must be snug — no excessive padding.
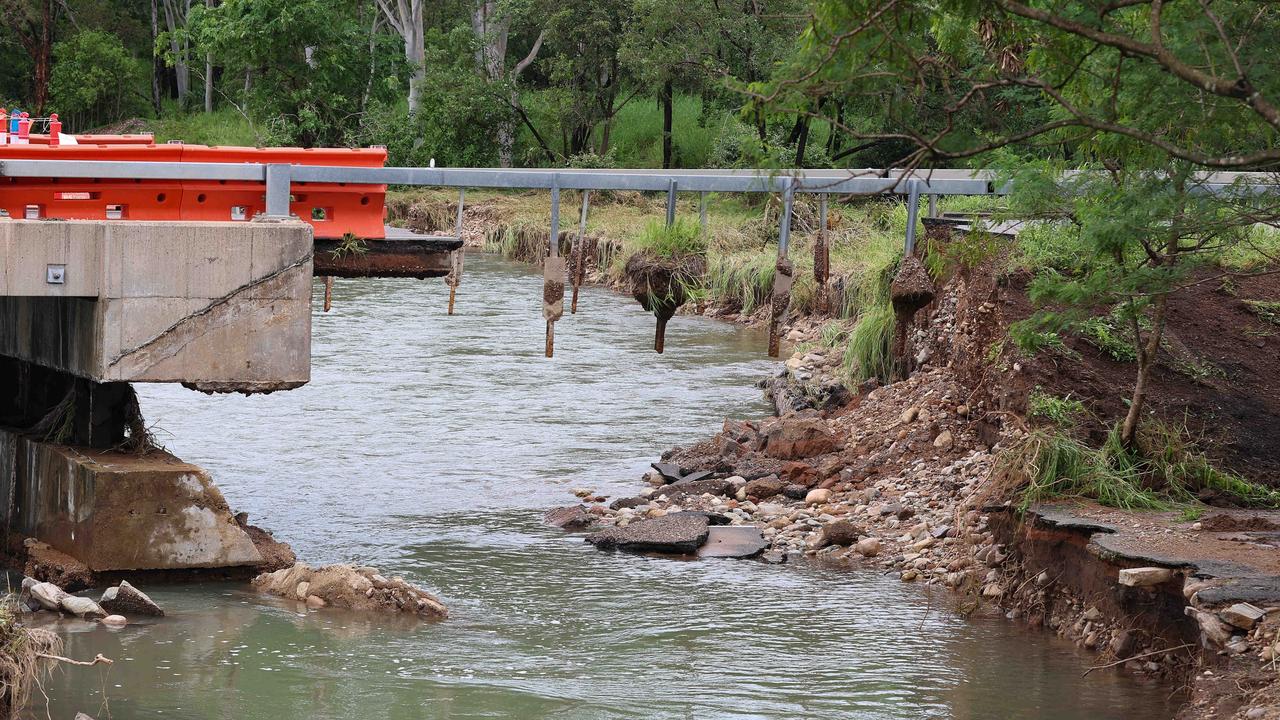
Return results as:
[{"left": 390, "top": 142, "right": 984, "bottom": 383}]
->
[
  {"left": 32, "top": 0, "right": 50, "bottom": 113},
  {"left": 150, "top": 0, "right": 163, "bottom": 113},
  {"left": 660, "top": 79, "right": 673, "bottom": 169},
  {"left": 794, "top": 117, "right": 810, "bottom": 167},
  {"left": 203, "top": 0, "right": 214, "bottom": 112},
  {"left": 406, "top": 27, "right": 425, "bottom": 117},
  {"left": 162, "top": 0, "right": 190, "bottom": 106},
  {"left": 1120, "top": 293, "right": 1169, "bottom": 448}
]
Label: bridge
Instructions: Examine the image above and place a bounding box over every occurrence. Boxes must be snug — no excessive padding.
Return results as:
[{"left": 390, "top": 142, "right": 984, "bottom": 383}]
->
[{"left": 0, "top": 138, "right": 1271, "bottom": 578}]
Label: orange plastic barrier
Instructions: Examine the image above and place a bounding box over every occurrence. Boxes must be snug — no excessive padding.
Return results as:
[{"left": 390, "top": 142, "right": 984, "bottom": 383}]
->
[{"left": 0, "top": 143, "right": 388, "bottom": 239}]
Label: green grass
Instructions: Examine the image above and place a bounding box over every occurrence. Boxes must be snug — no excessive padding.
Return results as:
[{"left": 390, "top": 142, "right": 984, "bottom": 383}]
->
[
  {"left": 606, "top": 95, "right": 735, "bottom": 168},
  {"left": 843, "top": 301, "right": 896, "bottom": 383},
  {"left": 148, "top": 107, "right": 263, "bottom": 146},
  {"left": 1028, "top": 390, "right": 1087, "bottom": 427},
  {"left": 1005, "top": 422, "right": 1280, "bottom": 512},
  {"left": 632, "top": 217, "right": 706, "bottom": 258}
]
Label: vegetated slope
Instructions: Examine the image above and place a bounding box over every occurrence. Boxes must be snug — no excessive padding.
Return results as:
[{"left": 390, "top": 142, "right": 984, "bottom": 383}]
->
[{"left": 904, "top": 225, "right": 1280, "bottom": 487}]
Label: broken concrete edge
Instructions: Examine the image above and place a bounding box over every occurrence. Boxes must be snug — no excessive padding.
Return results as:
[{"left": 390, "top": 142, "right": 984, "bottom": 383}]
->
[
  {"left": 1020, "top": 503, "right": 1280, "bottom": 609},
  {"left": 6, "top": 521, "right": 295, "bottom": 593}
]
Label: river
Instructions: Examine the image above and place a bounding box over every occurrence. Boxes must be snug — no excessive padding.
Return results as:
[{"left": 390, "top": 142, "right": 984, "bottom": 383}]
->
[{"left": 38, "top": 253, "right": 1180, "bottom": 719}]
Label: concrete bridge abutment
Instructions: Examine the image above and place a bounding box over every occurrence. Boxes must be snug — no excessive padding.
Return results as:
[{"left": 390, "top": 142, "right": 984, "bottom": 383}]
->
[{"left": 1, "top": 218, "right": 314, "bottom": 576}]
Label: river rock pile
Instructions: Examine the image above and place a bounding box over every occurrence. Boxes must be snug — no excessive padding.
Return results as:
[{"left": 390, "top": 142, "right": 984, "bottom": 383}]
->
[
  {"left": 16, "top": 576, "right": 163, "bottom": 627},
  {"left": 554, "top": 358, "right": 1011, "bottom": 586},
  {"left": 252, "top": 563, "right": 448, "bottom": 619}
]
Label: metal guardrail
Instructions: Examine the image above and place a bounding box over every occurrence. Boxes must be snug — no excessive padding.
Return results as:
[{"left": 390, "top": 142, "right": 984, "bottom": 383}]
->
[{"left": 3, "top": 158, "right": 1276, "bottom": 357}]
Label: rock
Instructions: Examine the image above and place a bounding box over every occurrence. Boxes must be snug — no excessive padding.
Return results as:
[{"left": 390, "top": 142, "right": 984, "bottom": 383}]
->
[
  {"left": 60, "top": 595, "right": 107, "bottom": 619},
  {"left": 660, "top": 478, "right": 733, "bottom": 500},
  {"left": 854, "top": 537, "right": 881, "bottom": 557},
  {"left": 816, "top": 520, "right": 862, "bottom": 548},
  {"left": 777, "top": 484, "right": 807, "bottom": 501},
  {"left": 761, "top": 550, "right": 786, "bottom": 564},
  {"left": 1220, "top": 603, "right": 1266, "bottom": 630},
  {"left": 586, "top": 514, "right": 710, "bottom": 555},
  {"left": 100, "top": 615, "right": 127, "bottom": 628},
  {"left": 295, "top": 581, "right": 311, "bottom": 600},
  {"left": 29, "top": 582, "right": 69, "bottom": 611},
  {"left": 650, "top": 462, "right": 684, "bottom": 483},
  {"left": 1186, "top": 607, "right": 1234, "bottom": 646},
  {"left": 609, "top": 497, "right": 649, "bottom": 510},
  {"left": 744, "top": 476, "right": 785, "bottom": 500},
  {"left": 571, "top": 487, "right": 593, "bottom": 498},
  {"left": 697, "top": 526, "right": 768, "bottom": 558},
  {"left": 100, "top": 581, "right": 165, "bottom": 617},
  {"left": 804, "top": 488, "right": 831, "bottom": 505},
  {"left": 1118, "top": 567, "right": 1175, "bottom": 588},
  {"left": 933, "top": 430, "right": 954, "bottom": 450},
  {"left": 1083, "top": 607, "right": 1103, "bottom": 622},
  {"left": 930, "top": 525, "right": 951, "bottom": 539},
  {"left": 759, "top": 415, "right": 838, "bottom": 460},
  {"left": 901, "top": 407, "right": 920, "bottom": 424},
  {"left": 1110, "top": 630, "right": 1137, "bottom": 659},
  {"left": 305, "top": 594, "right": 327, "bottom": 609},
  {"left": 544, "top": 505, "right": 596, "bottom": 531}
]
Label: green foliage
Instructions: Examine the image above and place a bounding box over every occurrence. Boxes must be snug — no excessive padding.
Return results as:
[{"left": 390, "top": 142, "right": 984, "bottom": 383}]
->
[
  {"left": 1028, "top": 390, "right": 1086, "bottom": 427},
  {"left": 148, "top": 106, "right": 261, "bottom": 145},
  {"left": 49, "top": 30, "right": 146, "bottom": 127}
]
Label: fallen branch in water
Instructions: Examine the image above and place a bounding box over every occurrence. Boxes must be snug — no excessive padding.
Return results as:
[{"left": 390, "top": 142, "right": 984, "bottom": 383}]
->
[
  {"left": 36, "top": 652, "right": 113, "bottom": 667},
  {"left": 1082, "top": 643, "right": 1195, "bottom": 677}
]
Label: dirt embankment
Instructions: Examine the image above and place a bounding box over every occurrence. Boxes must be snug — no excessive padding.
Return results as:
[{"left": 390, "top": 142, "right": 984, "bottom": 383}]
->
[{"left": 549, "top": 219, "right": 1280, "bottom": 719}]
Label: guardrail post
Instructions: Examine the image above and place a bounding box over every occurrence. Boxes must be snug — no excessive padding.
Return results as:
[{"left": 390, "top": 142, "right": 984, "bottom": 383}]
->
[
  {"left": 904, "top": 179, "right": 922, "bottom": 256},
  {"left": 264, "top": 163, "right": 292, "bottom": 218},
  {"left": 699, "top": 191, "right": 708, "bottom": 237},
  {"left": 544, "top": 181, "right": 566, "bottom": 357},
  {"left": 768, "top": 180, "right": 797, "bottom": 358},
  {"left": 666, "top": 179, "right": 677, "bottom": 227},
  {"left": 571, "top": 190, "right": 591, "bottom": 314},
  {"left": 447, "top": 188, "right": 466, "bottom": 315},
  {"left": 816, "top": 193, "right": 830, "bottom": 314},
  {"left": 927, "top": 193, "right": 938, "bottom": 219}
]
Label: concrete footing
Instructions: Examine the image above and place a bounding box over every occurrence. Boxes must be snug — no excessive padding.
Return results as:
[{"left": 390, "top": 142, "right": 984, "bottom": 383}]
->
[{"left": 0, "top": 428, "right": 262, "bottom": 572}]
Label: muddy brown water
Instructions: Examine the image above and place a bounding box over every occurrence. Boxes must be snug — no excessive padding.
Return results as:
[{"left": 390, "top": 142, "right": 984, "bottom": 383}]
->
[{"left": 38, "top": 253, "right": 1181, "bottom": 719}]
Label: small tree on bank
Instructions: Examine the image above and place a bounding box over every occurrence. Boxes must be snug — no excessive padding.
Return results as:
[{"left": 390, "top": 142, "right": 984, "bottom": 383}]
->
[{"left": 754, "top": 0, "right": 1280, "bottom": 448}]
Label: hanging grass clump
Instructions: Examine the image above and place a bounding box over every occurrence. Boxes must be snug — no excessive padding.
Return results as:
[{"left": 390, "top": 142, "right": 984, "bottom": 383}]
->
[{"left": 624, "top": 219, "right": 707, "bottom": 353}]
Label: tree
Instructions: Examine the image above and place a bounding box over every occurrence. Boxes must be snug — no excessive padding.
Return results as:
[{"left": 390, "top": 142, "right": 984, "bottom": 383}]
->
[
  {"left": 49, "top": 28, "right": 145, "bottom": 127},
  {"left": 471, "top": 0, "right": 544, "bottom": 167},
  {"left": 159, "top": 0, "right": 191, "bottom": 107},
  {"left": 375, "top": 0, "right": 425, "bottom": 116},
  {"left": 0, "top": 0, "right": 61, "bottom": 112},
  {"left": 757, "top": 0, "right": 1280, "bottom": 446}
]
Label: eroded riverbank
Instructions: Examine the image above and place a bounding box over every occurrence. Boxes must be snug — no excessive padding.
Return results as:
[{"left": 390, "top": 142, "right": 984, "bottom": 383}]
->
[{"left": 34, "top": 254, "right": 1181, "bottom": 719}]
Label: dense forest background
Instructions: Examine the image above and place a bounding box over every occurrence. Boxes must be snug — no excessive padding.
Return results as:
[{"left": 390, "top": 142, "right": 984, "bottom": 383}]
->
[{"left": 0, "top": 0, "right": 854, "bottom": 168}]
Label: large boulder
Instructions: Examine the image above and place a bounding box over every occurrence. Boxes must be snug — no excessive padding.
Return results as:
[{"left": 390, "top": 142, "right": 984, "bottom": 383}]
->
[
  {"left": 759, "top": 415, "right": 838, "bottom": 460},
  {"left": 29, "top": 582, "right": 68, "bottom": 611},
  {"left": 586, "top": 514, "right": 710, "bottom": 555},
  {"left": 100, "top": 581, "right": 165, "bottom": 617},
  {"left": 252, "top": 563, "right": 448, "bottom": 619}
]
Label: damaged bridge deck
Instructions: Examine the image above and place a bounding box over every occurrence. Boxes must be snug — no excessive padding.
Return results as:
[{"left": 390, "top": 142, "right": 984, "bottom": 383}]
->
[{"left": 314, "top": 227, "right": 461, "bottom": 279}]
